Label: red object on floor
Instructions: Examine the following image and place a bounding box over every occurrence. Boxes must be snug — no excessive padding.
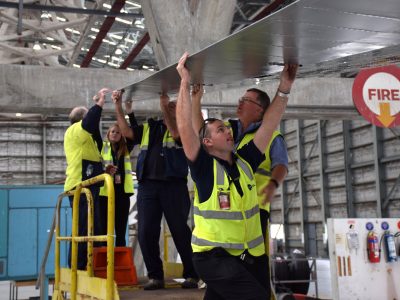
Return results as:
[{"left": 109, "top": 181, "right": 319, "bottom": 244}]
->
[{"left": 93, "top": 246, "right": 138, "bottom": 286}]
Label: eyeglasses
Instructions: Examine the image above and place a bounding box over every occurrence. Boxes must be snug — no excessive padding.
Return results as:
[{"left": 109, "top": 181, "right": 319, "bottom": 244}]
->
[
  {"left": 199, "top": 118, "right": 219, "bottom": 140},
  {"left": 238, "top": 97, "right": 263, "bottom": 108}
]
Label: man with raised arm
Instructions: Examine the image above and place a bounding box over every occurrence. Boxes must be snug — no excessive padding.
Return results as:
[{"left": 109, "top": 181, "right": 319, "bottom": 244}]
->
[
  {"left": 176, "top": 52, "right": 297, "bottom": 299},
  {"left": 112, "top": 91, "right": 198, "bottom": 290},
  {"left": 64, "top": 87, "right": 110, "bottom": 270}
]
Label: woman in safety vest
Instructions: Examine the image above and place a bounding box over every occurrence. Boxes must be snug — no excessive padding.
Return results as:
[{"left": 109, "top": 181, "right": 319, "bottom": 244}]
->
[{"left": 99, "top": 123, "right": 134, "bottom": 246}]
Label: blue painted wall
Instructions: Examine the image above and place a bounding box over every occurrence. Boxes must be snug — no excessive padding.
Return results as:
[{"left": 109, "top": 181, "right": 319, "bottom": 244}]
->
[{"left": 0, "top": 185, "right": 71, "bottom": 281}]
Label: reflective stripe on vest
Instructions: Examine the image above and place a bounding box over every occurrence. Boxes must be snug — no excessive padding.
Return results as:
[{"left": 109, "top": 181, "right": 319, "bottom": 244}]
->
[
  {"left": 192, "top": 235, "right": 246, "bottom": 250},
  {"left": 193, "top": 204, "right": 259, "bottom": 220},
  {"left": 215, "top": 157, "right": 253, "bottom": 186}
]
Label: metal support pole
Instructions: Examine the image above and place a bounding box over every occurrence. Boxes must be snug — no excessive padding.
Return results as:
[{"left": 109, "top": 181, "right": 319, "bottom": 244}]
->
[
  {"left": 342, "top": 121, "right": 355, "bottom": 217},
  {"left": 297, "top": 120, "right": 307, "bottom": 253},
  {"left": 17, "top": 0, "right": 23, "bottom": 35},
  {"left": 318, "top": 121, "right": 329, "bottom": 256},
  {"left": 42, "top": 123, "right": 47, "bottom": 184},
  {"left": 372, "top": 126, "right": 384, "bottom": 217}
]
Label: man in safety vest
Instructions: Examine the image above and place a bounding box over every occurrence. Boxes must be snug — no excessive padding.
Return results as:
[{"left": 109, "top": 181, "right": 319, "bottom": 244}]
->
[
  {"left": 192, "top": 78, "right": 288, "bottom": 297},
  {"left": 112, "top": 91, "right": 198, "bottom": 290},
  {"left": 64, "top": 87, "right": 109, "bottom": 270},
  {"left": 192, "top": 88, "right": 288, "bottom": 241},
  {"left": 231, "top": 88, "right": 288, "bottom": 240},
  {"left": 176, "top": 52, "right": 297, "bottom": 299}
]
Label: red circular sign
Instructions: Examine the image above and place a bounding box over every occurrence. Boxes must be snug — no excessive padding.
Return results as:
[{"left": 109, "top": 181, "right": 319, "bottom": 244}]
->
[{"left": 352, "top": 65, "right": 400, "bottom": 128}]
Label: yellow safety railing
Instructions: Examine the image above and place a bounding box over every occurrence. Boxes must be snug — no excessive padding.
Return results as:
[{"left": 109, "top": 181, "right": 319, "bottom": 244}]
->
[{"left": 53, "top": 173, "right": 116, "bottom": 300}]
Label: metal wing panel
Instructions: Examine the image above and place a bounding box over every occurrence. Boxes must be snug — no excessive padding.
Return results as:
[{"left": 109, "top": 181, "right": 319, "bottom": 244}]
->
[{"left": 122, "top": 0, "right": 400, "bottom": 99}]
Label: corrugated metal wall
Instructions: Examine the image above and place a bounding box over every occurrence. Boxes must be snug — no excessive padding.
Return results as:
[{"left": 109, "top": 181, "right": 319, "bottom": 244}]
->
[
  {"left": 1, "top": 119, "right": 399, "bottom": 258},
  {"left": 0, "top": 120, "right": 132, "bottom": 185},
  {"left": 271, "top": 119, "right": 400, "bottom": 257}
]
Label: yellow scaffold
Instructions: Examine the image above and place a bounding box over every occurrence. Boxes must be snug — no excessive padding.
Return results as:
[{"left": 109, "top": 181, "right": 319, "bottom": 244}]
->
[{"left": 52, "top": 174, "right": 119, "bottom": 300}]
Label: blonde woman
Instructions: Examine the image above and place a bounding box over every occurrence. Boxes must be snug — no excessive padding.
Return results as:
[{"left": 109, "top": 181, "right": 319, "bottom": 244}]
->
[{"left": 99, "top": 123, "right": 134, "bottom": 246}]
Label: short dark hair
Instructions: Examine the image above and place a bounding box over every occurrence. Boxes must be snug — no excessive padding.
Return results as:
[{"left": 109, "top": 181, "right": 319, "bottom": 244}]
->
[
  {"left": 246, "top": 88, "right": 270, "bottom": 112},
  {"left": 198, "top": 118, "right": 219, "bottom": 141}
]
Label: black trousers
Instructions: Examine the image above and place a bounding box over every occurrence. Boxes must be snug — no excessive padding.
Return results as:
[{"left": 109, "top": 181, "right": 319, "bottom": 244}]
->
[
  {"left": 68, "top": 185, "right": 101, "bottom": 270},
  {"left": 193, "top": 248, "right": 270, "bottom": 300},
  {"left": 137, "top": 179, "right": 198, "bottom": 280},
  {"left": 98, "top": 190, "right": 130, "bottom": 246}
]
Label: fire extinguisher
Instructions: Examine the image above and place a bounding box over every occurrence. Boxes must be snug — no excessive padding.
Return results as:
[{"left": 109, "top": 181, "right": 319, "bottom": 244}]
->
[
  {"left": 384, "top": 231, "right": 397, "bottom": 262},
  {"left": 367, "top": 231, "right": 380, "bottom": 263}
]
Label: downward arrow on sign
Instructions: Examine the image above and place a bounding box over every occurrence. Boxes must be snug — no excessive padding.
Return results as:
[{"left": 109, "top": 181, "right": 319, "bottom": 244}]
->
[{"left": 377, "top": 102, "right": 396, "bottom": 127}]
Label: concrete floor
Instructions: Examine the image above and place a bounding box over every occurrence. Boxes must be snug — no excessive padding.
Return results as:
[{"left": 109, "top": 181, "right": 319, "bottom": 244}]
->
[
  {"left": 0, "top": 278, "right": 205, "bottom": 300},
  {"left": 0, "top": 259, "right": 332, "bottom": 300}
]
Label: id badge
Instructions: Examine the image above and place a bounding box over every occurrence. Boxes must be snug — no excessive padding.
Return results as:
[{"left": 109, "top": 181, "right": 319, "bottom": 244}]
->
[
  {"left": 218, "top": 191, "right": 230, "bottom": 210},
  {"left": 114, "top": 173, "right": 121, "bottom": 184}
]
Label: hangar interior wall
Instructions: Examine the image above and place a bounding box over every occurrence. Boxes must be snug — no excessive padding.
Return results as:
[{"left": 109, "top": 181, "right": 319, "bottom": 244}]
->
[
  {"left": 1, "top": 119, "right": 399, "bottom": 258},
  {"left": 271, "top": 119, "right": 400, "bottom": 257}
]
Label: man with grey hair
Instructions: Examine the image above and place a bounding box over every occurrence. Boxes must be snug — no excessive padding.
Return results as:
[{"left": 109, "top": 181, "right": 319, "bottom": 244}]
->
[{"left": 64, "top": 87, "right": 109, "bottom": 270}]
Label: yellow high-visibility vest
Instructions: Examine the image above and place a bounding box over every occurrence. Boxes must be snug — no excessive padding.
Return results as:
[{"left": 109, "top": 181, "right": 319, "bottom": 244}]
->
[
  {"left": 64, "top": 121, "right": 102, "bottom": 191},
  {"left": 237, "top": 130, "right": 282, "bottom": 211},
  {"left": 192, "top": 155, "right": 265, "bottom": 257},
  {"left": 99, "top": 141, "right": 134, "bottom": 195}
]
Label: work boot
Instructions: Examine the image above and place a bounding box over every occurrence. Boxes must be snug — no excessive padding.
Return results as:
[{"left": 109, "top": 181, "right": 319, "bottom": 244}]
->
[
  {"left": 143, "top": 279, "right": 165, "bottom": 290},
  {"left": 181, "top": 278, "right": 199, "bottom": 289}
]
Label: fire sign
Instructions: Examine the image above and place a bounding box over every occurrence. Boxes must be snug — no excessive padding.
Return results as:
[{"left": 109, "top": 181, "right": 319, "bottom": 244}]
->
[{"left": 352, "top": 65, "right": 400, "bottom": 128}]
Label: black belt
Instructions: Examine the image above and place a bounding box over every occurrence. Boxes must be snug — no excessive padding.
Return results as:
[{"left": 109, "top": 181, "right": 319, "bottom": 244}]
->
[{"left": 194, "top": 248, "right": 255, "bottom": 265}]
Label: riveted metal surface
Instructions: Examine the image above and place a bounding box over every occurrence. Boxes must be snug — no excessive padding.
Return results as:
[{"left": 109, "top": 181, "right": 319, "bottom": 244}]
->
[{"left": 122, "top": 0, "right": 400, "bottom": 99}]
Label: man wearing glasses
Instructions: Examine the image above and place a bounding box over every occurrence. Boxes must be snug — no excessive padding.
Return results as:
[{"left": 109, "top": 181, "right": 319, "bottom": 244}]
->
[
  {"left": 176, "top": 52, "right": 297, "bottom": 299},
  {"left": 233, "top": 89, "right": 289, "bottom": 239}
]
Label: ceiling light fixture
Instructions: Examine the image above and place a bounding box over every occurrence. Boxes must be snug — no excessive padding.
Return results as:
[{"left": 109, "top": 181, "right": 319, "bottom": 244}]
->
[
  {"left": 66, "top": 28, "right": 81, "bottom": 35},
  {"left": 15, "top": 113, "right": 22, "bottom": 117},
  {"left": 116, "top": 17, "right": 132, "bottom": 25},
  {"left": 126, "top": 1, "right": 141, "bottom": 8},
  {"left": 33, "top": 42, "right": 41, "bottom": 50},
  {"left": 40, "top": 12, "right": 49, "bottom": 19},
  {"left": 103, "top": 39, "right": 117, "bottom": 45},
  {"left": 115, "top": 48, "right": 123, "bottom": 55},
  {"left": 125, "top": 38, "right": 136, "bottom": 44},
  {"left": 108, "top": 62, "right": 119, "bottom": 67},
  {"left": 109, "top": 33, "right": 123, "bottom": 40}
]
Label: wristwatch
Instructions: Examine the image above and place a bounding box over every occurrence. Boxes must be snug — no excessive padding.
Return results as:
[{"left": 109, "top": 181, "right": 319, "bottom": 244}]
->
[{"left": 277, "top": 90, "right": 289, "bottom": 99}]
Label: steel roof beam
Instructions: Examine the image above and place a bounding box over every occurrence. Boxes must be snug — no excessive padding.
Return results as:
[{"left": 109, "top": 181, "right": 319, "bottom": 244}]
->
[
  {"left": 80, "top": 0, "right": 126, "bottom": 68},
  {"left": 0, "top": 1, "right": 142, "bottom": 18},
  {"left": 119, "top": 32, "right": 149, "bottom": 69}
]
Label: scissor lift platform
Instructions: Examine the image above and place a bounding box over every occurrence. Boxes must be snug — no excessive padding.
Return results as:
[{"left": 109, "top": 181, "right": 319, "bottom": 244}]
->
[{"left": 118, "top": 277, "right": 205, "bottom": 300}]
